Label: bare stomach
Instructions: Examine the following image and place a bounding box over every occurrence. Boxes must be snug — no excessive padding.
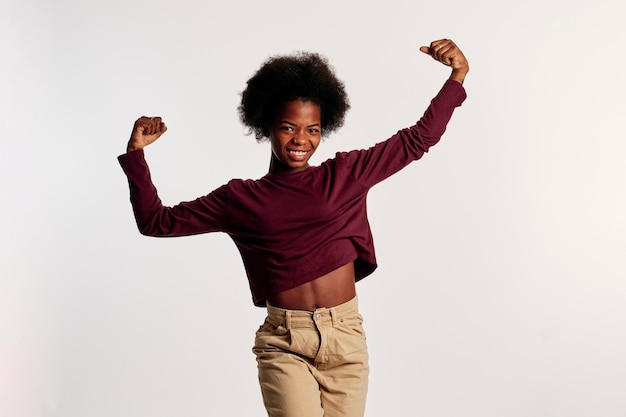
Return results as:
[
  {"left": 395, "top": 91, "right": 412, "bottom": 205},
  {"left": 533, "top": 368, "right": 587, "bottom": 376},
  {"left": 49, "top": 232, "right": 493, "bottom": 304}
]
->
[{"left": 266, "top": 261, "right": 356, "bottom": 311}]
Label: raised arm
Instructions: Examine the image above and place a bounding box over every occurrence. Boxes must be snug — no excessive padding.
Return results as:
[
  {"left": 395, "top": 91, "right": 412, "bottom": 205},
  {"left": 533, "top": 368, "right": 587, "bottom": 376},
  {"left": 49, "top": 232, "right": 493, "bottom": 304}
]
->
[
  {"left": 340, "top": 39, "right": 468, "bottom": 187},
  {"left": 119, "top": 116, "right": 228, "bottom": 237}
]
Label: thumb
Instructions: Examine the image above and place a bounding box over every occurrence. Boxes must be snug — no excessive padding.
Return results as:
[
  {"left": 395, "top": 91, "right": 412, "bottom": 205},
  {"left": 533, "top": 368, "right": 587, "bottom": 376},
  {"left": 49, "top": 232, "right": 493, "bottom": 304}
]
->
[{"left": 419, "top": 46, "right": 431, "bottom": 54}]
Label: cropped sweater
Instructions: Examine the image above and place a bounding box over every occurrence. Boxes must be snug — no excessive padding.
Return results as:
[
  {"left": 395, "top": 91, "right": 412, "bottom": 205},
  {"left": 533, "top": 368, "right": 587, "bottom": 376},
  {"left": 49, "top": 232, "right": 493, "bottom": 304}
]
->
[{"left": 119, "top": 79, "right": 466, "bottom": 306}]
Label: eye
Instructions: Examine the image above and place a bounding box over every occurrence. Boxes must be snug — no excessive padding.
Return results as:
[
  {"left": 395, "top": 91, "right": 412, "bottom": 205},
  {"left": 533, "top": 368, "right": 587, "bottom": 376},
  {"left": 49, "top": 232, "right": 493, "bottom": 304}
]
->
[
  {"left": 280, "top": 126, "right": 294, "bottom": 132},
  {"left": 308, "top": 128, "right": 320, "bottom": 134}
]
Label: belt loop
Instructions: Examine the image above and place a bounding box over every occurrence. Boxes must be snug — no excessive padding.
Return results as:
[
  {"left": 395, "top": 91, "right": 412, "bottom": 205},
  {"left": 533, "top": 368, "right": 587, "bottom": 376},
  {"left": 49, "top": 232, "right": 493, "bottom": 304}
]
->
[
  {"left": 285, "top": 310, "right": 292, "bottom": 329},
  {"left": 330, "top": 306, "right": 340, "bottom": 326}
]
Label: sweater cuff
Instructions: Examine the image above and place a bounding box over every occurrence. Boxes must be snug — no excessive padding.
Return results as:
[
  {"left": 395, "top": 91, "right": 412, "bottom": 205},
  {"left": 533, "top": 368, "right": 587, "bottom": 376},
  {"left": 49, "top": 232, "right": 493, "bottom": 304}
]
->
[
  {"left": 437, "top": 79, "right": 467, "bottom": 107},
  {"left": 118, "top": 148, "right": 148, "bottom": 178}
]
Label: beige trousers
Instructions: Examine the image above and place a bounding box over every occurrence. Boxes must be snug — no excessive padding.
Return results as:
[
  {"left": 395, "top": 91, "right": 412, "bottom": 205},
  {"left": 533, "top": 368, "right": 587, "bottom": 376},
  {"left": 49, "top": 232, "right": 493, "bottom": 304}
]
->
[{"left": 253, "top": 296, "right": 369, "bottom": 417}]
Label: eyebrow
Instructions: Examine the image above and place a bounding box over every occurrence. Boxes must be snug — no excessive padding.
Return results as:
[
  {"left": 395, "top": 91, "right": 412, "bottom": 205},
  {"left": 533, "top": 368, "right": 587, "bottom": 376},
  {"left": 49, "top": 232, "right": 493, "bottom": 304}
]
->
[{"left": 279, "top": 120, "right": 321, "bottom": 128}]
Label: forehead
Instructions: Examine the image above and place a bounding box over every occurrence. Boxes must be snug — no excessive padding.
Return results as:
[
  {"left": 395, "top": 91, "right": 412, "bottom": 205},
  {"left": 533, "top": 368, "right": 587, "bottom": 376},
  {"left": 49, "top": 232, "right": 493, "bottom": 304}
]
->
[{"left": 276, "top": 100, "right": 321, "bottom": 123}]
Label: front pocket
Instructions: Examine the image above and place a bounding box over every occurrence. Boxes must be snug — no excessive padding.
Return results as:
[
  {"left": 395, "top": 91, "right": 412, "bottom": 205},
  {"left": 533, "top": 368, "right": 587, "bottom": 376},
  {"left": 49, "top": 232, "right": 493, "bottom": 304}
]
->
[
  {"left": 337, "top": 315, "right": 367, "bottom": 341},
  {"left": 254, "top": 318, "right": 292, "bottom": 354}
]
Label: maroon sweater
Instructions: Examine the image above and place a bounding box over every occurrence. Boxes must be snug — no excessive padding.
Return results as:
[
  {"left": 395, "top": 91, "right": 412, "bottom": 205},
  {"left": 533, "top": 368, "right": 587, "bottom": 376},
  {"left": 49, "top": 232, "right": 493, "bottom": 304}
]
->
[{"left": 119, "top": 79, "right": 466, "bottom": 306}]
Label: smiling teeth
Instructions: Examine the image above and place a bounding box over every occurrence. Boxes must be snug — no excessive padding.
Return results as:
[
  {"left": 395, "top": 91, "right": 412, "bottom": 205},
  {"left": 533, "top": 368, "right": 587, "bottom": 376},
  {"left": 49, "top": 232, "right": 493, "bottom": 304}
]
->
[{"left": 290, "top": 150, "right": 307, "bottom": 156}]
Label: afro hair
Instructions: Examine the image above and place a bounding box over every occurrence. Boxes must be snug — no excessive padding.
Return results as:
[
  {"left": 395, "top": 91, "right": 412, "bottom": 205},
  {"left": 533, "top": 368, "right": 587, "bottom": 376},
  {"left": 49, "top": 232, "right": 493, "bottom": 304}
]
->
[{"left": 239, "top": 51, "right": 350, "bottom": 141}]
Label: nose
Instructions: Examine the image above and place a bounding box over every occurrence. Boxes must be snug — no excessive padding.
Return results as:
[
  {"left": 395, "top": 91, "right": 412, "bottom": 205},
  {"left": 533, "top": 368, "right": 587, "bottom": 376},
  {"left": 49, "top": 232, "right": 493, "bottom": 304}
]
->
[{"left": 291, "top": 130, "right": 305, "bottom": 145}]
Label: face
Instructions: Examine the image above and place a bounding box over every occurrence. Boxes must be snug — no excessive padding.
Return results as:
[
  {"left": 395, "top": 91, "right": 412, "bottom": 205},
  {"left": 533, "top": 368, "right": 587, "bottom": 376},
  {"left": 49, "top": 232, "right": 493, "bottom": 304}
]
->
[{"left": 268, "top": 100, "right": 322, "bottom": 174}]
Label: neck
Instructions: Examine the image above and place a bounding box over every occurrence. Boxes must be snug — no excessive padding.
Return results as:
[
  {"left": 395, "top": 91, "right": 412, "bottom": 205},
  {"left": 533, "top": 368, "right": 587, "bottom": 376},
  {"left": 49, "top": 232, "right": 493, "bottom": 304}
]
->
[{"left": 268, "top": 155, "right": 309, "bottom": 174}]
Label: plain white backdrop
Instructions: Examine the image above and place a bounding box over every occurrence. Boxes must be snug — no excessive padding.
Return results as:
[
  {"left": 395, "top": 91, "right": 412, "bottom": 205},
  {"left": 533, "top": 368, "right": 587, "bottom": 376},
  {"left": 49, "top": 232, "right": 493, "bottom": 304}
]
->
[{"left": 2, "top": 0, "right": 625, "bottom": 416}]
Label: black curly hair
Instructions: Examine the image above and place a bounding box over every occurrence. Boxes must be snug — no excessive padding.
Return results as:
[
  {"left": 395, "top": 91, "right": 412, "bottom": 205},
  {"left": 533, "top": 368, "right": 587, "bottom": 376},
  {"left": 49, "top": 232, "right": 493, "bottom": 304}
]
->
[{"left": 239, "top": 51, "right": 350, "bottom": 141}]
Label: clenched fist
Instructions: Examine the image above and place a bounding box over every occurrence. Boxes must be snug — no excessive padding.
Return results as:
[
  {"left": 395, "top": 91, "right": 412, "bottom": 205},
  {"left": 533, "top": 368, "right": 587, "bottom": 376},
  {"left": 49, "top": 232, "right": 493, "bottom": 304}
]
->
[
  {"left": 419, "top": 39, "right": 469, "bottom": 84},
  {"left": 127, "top": 116, "right": 168, "bottom": 152}
]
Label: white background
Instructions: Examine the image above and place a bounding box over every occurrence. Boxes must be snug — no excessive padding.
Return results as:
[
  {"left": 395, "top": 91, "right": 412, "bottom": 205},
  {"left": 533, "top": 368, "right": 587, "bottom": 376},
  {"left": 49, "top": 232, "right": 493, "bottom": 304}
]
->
[{"left": 2, "top": 0, "right": 625, "bottom": 416}]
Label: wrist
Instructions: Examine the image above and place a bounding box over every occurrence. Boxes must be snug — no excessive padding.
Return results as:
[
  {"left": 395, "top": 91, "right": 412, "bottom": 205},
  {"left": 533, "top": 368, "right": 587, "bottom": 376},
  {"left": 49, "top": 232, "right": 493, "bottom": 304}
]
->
[
  {"left": 126, "top": 142, "right": 144, "bottom": 153},
  {"left": 450, "top": 68, "right": 468, "bottom": 84}
]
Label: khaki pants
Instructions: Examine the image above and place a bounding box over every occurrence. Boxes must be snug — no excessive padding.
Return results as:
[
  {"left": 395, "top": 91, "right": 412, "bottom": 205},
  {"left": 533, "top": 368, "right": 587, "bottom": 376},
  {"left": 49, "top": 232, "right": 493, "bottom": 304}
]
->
[{"left": 253, "top": 296, "right": 369, "bottom": 417}]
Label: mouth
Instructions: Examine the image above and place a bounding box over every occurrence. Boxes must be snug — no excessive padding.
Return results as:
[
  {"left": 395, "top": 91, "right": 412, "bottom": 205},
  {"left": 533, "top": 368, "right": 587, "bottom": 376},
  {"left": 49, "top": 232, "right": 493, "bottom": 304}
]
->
[{"left": 287, "top": 149, "right": 310, "bottom": 161}]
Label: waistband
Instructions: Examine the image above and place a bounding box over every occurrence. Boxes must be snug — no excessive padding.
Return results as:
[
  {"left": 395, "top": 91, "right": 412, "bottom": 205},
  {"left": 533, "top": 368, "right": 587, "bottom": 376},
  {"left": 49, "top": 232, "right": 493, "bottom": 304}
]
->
[{"left": 266, "top": 296, "right": 359, "bottom": 329}]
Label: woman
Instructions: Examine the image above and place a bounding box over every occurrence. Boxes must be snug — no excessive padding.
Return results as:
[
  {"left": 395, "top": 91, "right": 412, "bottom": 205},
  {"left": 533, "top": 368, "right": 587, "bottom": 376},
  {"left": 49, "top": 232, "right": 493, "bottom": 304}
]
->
[{"left": 119, "top": 39, "right": 468, "bottom": 417}]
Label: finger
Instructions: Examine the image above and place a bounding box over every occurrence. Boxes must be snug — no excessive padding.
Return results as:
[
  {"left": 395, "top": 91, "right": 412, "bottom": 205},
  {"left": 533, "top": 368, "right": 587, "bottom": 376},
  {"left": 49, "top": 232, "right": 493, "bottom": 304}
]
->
[
  {"left": 429, "top": 41, "right": 447, "bottom": 61},
  {"left": 146, "top": 117, "right": 162, "bottom": 135},
  {"left": 152, "top": 117, "right": 166, "bottom": 135},
  {"left": 156, "top": 122, "right": 164, "bottom": 135},
  {"left": 432, "top": 40, "right": 457, "bottom": 65},
  {"left": 135, "top": 121, "right": 149, "bottom": 134},
  {"left": 419, "top": 46, "right": 430, "bottom": 54},
  {"left": 429, "top": 42, "right": 439, "bottom": 56},
  {"left": 148, "top": 121, "right": 158, "bottom": 135},
  {"left": 438, "top": 45, "right": 455, "bottom": 65},
  {"left": 430, "top": 39, "right": 449, "bottom": 50},
  {"left": 442, "top": 45, "right": 466, "bottom": 69}
]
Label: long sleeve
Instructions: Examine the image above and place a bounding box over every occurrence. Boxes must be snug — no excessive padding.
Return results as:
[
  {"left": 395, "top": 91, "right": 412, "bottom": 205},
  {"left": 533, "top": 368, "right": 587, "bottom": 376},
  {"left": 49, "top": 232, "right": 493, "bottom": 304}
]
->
[
  {"left": 118, "top": 149, "right": 228, "bottom": 237},
  {"left": 340, "top": 79, "right": 467, "bottom": 188}
]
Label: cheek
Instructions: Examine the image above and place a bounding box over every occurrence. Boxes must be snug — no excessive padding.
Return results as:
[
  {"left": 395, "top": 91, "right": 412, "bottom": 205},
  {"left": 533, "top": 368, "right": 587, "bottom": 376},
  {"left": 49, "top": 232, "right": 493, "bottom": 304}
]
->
[{"left": 270, "top": 135, "right": 288, "bottom": 152}]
